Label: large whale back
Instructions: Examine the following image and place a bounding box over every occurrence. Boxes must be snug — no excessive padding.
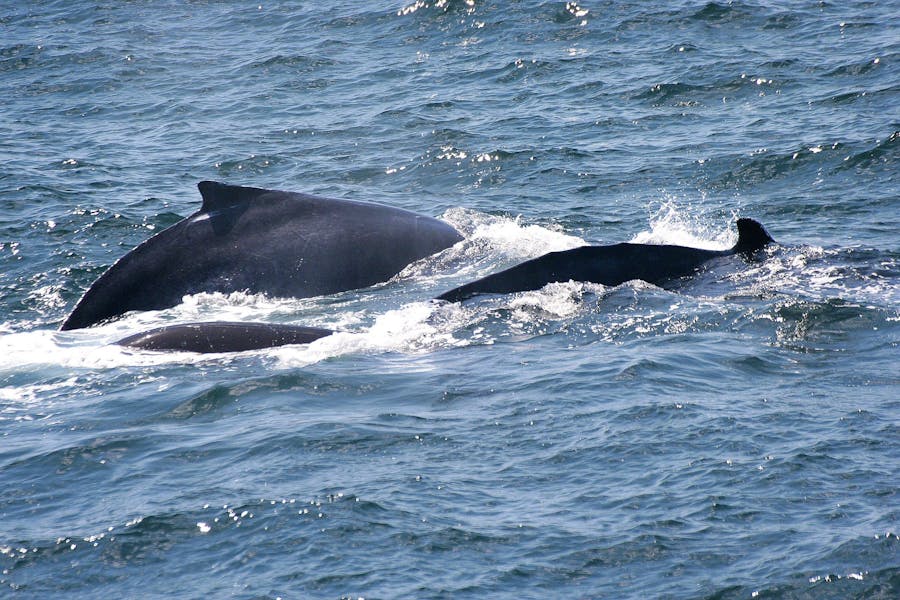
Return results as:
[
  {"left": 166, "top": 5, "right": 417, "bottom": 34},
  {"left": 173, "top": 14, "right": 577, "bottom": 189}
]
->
[{"left": 61, "top": 181, "right": 462, "bottom": 330}]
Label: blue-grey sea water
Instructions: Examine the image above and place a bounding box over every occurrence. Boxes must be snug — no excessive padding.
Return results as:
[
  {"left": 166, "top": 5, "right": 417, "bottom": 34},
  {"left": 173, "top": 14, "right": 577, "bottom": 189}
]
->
[{"left": 1, "top": 1, "right": 898, "bottom": 598}]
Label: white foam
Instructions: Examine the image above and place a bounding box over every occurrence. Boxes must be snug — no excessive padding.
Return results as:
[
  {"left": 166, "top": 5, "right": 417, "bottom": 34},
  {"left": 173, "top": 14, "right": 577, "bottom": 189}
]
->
[
  {"left": 0, "top": 376, "right": 80, "bottom": 406},
  {"left": 443, "top": 206, "right": 584, "bottom": 255},
  {"left": 508, "top": 281, "right": 605, "bottom": 318},
  {"left": 171, "top": 291, "right": 332, "bottom": 322},
  {"left": 630, "top": 200, "right": 735, "bottom": 250},
  {"left": 732, "top": 246, "right": 900, "bottom": 306},
  {"left": 0, "top": 327, "right": 211, "bottom": 371},
  {"left": 272, "top": 301, "right": 469, "bottom": 369},
  {"left": 393, "top": 208, "right": 584, "bottom": 288}
]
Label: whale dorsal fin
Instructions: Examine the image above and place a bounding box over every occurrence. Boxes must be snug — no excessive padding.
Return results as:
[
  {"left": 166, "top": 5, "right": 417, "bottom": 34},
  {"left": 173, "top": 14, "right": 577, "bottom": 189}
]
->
[
  {"left": 732, "top": 218, "right": 775, "bottom": 254},
  {"left": 197, "top": 181, "right": 270, "bottom": 213}
]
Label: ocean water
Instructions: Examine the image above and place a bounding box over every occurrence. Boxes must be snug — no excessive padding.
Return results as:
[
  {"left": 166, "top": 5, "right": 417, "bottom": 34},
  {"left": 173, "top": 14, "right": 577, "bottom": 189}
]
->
[{"left": 1, "top": 1, "right": 898, "bottom": 598}]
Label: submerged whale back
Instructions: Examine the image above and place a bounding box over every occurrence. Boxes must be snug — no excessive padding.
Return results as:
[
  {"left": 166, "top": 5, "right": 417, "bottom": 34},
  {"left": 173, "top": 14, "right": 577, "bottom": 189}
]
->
[
  {"left": 117, "top": 321, "right": 333, "bottom": 353},
  {"left": 61, "top": 182, "right": 462, "bottom": 330}
]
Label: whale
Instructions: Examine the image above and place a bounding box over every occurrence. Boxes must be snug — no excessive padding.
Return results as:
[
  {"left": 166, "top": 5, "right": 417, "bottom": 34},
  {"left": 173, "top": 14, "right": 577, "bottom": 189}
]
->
[
  {"left": 117, "top": 321, "right": 334, "bottom": 353},
  {"left": 113, "top": 217, "right": 775, "bottom": 353},
  {"left": 61, "top": 181, "right": 463, "bottom": 330},
  {"left": 434, "top": 217, "right": 774, "bottom": 302}
]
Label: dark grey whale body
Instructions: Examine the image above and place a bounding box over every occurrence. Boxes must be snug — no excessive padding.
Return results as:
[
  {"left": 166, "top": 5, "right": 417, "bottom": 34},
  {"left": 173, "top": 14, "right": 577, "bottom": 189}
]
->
[
  {"left": 435, "top": 218, "right": 774, "bottom": 302},
  {"left": 61, "top": 181, "right": 463, "bottom": 330},
  {"left": 115, "top": 217, "right": 775, "bottom": 353},
  {"left": 117, "top": 321, "right": 333, "bottom": 353}
]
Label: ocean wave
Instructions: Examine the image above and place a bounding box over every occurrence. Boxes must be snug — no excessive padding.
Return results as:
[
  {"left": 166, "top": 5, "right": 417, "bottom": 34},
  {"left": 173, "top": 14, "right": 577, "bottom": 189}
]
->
[{"left": 838, "top": 130, "right": 899, "bottom": 171}]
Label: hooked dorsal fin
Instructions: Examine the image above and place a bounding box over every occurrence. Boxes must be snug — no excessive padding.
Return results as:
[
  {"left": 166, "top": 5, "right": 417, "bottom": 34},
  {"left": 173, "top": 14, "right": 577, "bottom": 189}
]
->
[
  {"left": 197, "top": 181, "right": 270, "bottom": 213},
  {"left": 732, "top": 218, "right": 775, "bottom": 254}
]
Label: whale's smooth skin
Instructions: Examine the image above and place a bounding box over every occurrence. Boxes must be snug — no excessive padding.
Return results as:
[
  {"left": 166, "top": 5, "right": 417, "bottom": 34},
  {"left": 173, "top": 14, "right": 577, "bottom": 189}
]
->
[
  {"left": 61, "top": 181, "right": 463, "bottom": 330},
  {"left": 116, "top": 321, "right": 333, "bottom": 353},
  {"left": 434, "top": 217, "right": 774, "bottom": 302}
]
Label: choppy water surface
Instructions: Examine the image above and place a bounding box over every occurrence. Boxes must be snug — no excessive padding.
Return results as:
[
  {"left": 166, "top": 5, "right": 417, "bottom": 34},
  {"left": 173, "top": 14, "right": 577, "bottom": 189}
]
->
[{"left": 1, "top": 1, "right": 897, "bottom": 598}]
